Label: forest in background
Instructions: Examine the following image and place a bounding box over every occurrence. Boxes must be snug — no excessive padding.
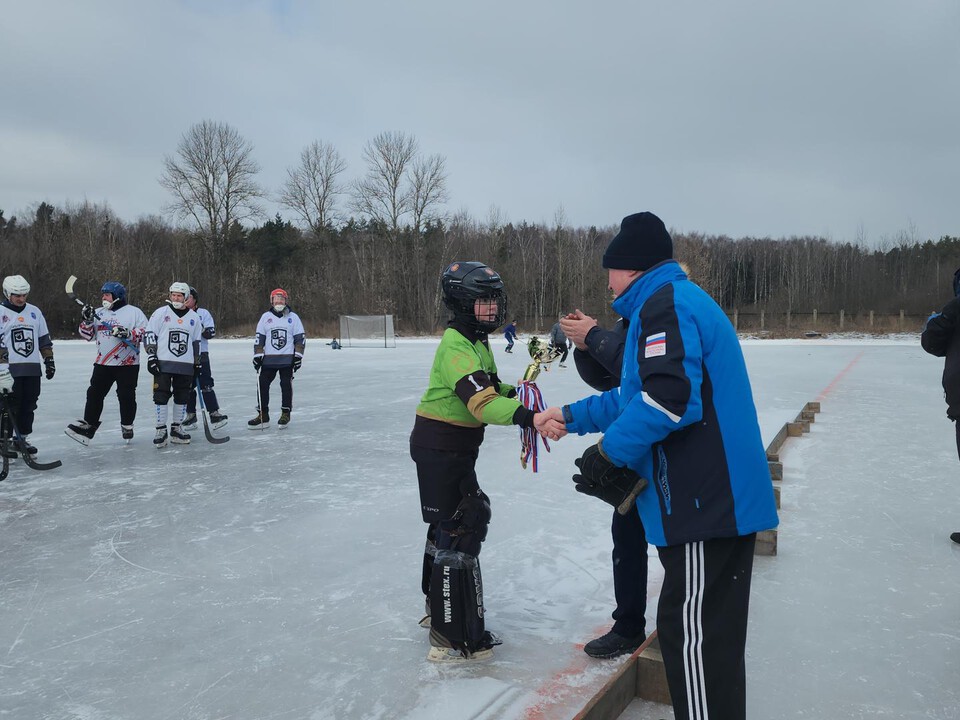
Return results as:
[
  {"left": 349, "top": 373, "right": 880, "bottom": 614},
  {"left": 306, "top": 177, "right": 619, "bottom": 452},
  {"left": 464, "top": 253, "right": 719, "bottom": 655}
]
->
[{"left": 2, "top": 121, "right": 957, "bottom": 339}]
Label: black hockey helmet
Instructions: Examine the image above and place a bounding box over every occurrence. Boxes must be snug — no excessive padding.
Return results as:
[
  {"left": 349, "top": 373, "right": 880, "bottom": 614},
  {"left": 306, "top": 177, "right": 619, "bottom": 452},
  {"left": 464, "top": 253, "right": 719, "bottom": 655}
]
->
[{"left": 441, "top": 261, "right": 507, "bottom": 333}]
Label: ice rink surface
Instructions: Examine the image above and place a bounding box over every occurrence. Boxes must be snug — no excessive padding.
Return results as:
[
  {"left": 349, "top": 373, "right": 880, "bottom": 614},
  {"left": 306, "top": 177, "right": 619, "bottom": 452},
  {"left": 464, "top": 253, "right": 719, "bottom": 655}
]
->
[{"left": 1, "top": 334, "right": 958, "bottom": 719}]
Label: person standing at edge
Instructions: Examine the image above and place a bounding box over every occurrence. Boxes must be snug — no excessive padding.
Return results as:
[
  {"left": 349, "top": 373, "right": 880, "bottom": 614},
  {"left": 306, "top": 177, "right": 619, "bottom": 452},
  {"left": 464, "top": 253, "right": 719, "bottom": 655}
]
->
[
  {"left": 249, "top": 288, "right": 305, "bottom": 429},
  {"left": 182, "top": 287, "right": 228, "bottom": 431},
  {"left": 920, "top": 266, "right": 960, "bottom": 544},
  {"left": 543, "top": 212, "right": 778, "bottom": 720},
  {"left": 560, "top": 308, "right": 648, "bottom": 659}
]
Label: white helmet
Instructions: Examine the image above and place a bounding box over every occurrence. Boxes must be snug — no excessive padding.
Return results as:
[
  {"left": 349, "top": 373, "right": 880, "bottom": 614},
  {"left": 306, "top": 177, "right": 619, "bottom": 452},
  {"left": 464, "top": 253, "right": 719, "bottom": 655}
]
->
[
  {"left": 2, "top": 275, "right": 30, "bottom": 300},
  {"left": 169, "top": 281, "right": 190, "bottom": 309}
]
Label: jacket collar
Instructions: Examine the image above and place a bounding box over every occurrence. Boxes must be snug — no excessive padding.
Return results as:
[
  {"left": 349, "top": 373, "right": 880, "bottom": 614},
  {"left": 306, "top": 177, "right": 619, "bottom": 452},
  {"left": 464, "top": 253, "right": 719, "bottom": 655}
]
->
[{"left": 611, "top": 260, "right": 687, "bottom": 316}]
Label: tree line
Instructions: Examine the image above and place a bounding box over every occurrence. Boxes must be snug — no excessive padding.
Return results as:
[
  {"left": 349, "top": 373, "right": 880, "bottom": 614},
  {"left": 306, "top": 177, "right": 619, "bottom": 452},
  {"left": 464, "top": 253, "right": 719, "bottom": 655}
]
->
[{"left": 1, "top": 120, "right": 957, "bottom": 338}]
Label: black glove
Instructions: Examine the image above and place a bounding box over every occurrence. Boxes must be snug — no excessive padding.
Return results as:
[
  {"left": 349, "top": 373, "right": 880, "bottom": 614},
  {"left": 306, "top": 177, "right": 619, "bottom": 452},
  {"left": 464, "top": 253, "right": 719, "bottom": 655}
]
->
[
  {"left": 573, "top": 444, "right": 648, "bottom": 513},
  {"left": 253, "top": 356, "right": 263, "bottom": 372},
  {"left": 81, "top": 304, "right": 96, "bottom": 323},
  {"left": 147, "top": 356, "right": 160, "bottom": 376},
  {"left": 111, "top": 325, "right": 130, "bottom": 339},
  {"left": 44, "top": 357, "right": 56, "bottom": 380},
  {"left": 201, "top": 327, "right": 215, "bottom": 340},
  {"left": 194, "top": 359, "right": 202, "bottom": 379},
  {"left": 292, "top": 354, "right": 302, "bottom": 373}
]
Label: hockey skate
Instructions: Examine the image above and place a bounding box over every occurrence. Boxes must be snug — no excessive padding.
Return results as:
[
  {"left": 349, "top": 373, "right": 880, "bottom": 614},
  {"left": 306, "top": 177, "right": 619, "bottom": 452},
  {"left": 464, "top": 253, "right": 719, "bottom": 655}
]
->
[
  {"left": 153, "top": 426, "right": 169, "bottom": 448},
  {"left": 209, "top": 411, "right": 228, "bottom": 430},
  {"left": 121, "top": 425, "right": 134, "bottom": 442},
  {"left": 277, "top": 410, "right": 291, "bottom": 429},
  {"left": 426, "top": 628, "right": 499, "bottom": 663},
  {"left": 247, "top": 411, "right": 269, "bottom": 429},
  {"left": 65, "top": 420, "right": 97, "bottom": 446},
  {"left": 170, "top": 423, "right": 191, "bottom": 444},
  {"left": 181, "top": 413, "right": 198, "bottom": 431},
  {"left": 16, "top": 436, "right": 37, "bottom": 457},
  {"left": 419, "top": 598, "right": 431, "bottom": 629}
]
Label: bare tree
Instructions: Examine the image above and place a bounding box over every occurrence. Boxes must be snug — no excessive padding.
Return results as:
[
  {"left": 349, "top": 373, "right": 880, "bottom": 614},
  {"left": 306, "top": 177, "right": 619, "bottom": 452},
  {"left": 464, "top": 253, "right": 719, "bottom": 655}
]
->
[
  {"left": 409, "top": 153, "right": 449, "bottom": 234},
  {"left": 349, "top": 131, "right": 418, "bottom": 235},
  {"left": 159, "top": 120, "right": 265, "bottom": 256},
  {"left": 278, "top": 140, "right": 347, "bottom": 236}
]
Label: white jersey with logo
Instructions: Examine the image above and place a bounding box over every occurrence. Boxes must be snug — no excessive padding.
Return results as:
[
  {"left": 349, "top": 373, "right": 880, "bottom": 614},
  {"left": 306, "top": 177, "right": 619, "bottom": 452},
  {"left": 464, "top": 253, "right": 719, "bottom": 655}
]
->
[
  {"left": 79, "top": 304, "right": 149, "bottom": 366},
  {"left": 196, "top": 307, "right": 215, "bottom": 353},
  {"left": 255, "top": 309, "right": 306, "bottom": 369},
  {"left": 145, "top": 305, "right": 202, "bottom": 376},
  {"left": 0, "top": 302, "right": 53, "bottom": 377}
]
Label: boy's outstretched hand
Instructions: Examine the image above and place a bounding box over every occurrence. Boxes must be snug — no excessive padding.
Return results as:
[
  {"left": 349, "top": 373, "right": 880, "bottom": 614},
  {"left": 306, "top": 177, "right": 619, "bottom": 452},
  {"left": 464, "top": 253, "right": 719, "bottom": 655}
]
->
[{"left": 533, "top": 407, "right": 566, "bottom": 441}]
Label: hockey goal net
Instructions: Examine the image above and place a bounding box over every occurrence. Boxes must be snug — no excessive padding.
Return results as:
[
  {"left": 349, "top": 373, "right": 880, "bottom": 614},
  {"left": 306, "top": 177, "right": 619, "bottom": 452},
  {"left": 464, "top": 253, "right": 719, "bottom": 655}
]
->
[{"left": 338, "top": 314, "right": 396, "bottom": 348}]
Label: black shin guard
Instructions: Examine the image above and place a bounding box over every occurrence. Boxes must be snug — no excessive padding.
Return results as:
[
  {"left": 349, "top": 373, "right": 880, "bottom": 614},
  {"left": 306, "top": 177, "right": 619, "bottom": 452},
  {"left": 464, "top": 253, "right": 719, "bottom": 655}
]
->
[{"left": 429, "top": 548, "right": 494, "bottom": 654}]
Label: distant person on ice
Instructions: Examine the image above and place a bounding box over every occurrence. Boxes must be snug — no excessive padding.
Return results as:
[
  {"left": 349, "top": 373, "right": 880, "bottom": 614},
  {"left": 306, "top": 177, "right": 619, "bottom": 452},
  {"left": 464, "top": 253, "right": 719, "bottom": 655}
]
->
[
  {"left": 920, "top": 266, "right": 960, "bottom": 545},
  {"left": 182, "top": 286, "right": 228, "bottom": 431},
  {"left": 409, "top": 261, "right": 563, "bottom": 663},
  {"left": 503, "top": 319, "right": 517, "bottom": 352},
  {"left": 249, "top": 288, "right": 305, "bottom": 430}
]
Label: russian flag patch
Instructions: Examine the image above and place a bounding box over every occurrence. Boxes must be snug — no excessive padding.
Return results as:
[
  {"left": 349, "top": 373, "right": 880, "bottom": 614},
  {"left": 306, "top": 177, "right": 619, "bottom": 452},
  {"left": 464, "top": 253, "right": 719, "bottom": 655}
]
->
[{"left": 644, "top": 331, "right": 666, "bottom": 358}]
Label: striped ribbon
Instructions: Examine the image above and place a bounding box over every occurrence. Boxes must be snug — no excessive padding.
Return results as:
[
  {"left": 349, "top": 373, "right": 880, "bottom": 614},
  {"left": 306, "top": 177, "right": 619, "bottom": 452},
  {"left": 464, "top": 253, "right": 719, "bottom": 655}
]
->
[{"left": 516, "top": 380, "right": 549, "bottom": 472}]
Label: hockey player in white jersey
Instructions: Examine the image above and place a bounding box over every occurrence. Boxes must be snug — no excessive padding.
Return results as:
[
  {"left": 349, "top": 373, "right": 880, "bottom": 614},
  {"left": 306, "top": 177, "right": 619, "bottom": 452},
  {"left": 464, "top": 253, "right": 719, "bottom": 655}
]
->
[
  {"left": 65, "top": 281, "right": 149, "bottom": 445},
  {"left": 0, "top": 275, "right": 56, "bottom": 456},
  {"left": 144, "top": 282, "right": 203, "bottom": 447},
  {"left": 248, "top": 288, "right": 305, "bottom": 429},
  {"left": 181, "top": 287, "right": 227, "bottom": 431}
]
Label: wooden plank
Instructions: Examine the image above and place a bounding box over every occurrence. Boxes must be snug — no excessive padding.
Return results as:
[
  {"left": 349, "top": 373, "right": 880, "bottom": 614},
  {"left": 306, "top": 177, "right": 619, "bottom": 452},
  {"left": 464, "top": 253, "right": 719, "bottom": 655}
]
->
[
  {"left": 573, "top": 633, "right": 660, "bottom": 720},
  {"left": 755, "top": 529, "right": 778, "bottom": 556},
  {"left": 636, "top": 635, "right": 672, "bottom": 706},
  {"left": 805, "top": 401, "right": 821, "bottom": 414},
  {"left": 765, "top": 423, "right": 788, "bottom": 460},
  {"left": 768, "top": 461, "right": 783, "bottom": 482},
  {"left": 772, "top": 484, "right": 781, "bottom": 509},
  {"left": 787, "top": 422, "right": 803, "bottom": 437}
]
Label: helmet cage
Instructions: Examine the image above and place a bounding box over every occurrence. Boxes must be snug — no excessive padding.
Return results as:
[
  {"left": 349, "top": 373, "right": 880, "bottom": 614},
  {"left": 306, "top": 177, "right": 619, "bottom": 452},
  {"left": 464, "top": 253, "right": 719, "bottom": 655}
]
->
[{"left": 441, "top": 262, "right": 508, "bottom": 333}]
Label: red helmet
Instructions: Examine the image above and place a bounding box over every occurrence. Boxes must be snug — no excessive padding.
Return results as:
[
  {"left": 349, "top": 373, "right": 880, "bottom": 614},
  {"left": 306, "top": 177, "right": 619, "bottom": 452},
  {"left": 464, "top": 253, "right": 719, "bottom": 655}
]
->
[{"left": 270, "top": 288, "right": 288, "bottom": 302}]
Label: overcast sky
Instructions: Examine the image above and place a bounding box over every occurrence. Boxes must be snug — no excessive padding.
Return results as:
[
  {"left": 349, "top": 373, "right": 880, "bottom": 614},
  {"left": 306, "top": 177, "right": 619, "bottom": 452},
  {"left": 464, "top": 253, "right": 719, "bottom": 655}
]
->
[{"left": 2, "top": 0, "right": 958, "bottom": 243}]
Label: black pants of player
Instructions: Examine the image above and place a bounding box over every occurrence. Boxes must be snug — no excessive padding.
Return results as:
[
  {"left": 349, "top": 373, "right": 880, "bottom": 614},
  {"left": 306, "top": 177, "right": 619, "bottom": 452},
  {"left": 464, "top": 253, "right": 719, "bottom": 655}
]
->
[
  {"left": 152, "top": 372, "right": 193, "bottom": 405},
  {"left": 656, "top": 534, "right": 756, "bottom": 720},
  {"left": 409, "top": 443, "right": 482, "bottom": 597},
  {"left": 186, "top": 353, "right": 220, "bottom": 414},
  {"left": 550, "top": 342, "right": 569, "bottom": 364},
  {"left": 9, "top": 376, "right": 41, "bottom": 436},
  {"left": 258, "top": 366, "right": 293, "bottom": 413},
  {"left": 84, "top": 364, "right": 140, "bottom": 426},
  {"left": 954, "top": 420, "right": 960, "bottom": 462},
  {"left": 611, "top": 507, "right": 648, "bottom": 638}
]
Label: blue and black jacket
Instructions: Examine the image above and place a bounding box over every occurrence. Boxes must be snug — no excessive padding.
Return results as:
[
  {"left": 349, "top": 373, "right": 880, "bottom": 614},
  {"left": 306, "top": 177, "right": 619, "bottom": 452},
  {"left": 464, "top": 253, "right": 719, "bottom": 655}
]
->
[{"left": 564, "top": 261, "right": 778, "bottom": 547}]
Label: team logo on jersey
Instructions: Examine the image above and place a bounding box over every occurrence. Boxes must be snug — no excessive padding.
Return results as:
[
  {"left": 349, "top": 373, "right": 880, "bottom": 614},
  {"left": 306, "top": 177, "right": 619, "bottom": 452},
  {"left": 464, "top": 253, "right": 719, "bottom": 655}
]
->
[
  {"left": 644, "top": 331, "right": 666, "bottom": 358},
  {"left": 270, "top": 328, "right": 288, "bottom": 350},
  {"left": 11, "top": 327, "right": 35, "bottom": 357},
  {"left": 168, "top": 329, "right": 190, "bottom": 357}
]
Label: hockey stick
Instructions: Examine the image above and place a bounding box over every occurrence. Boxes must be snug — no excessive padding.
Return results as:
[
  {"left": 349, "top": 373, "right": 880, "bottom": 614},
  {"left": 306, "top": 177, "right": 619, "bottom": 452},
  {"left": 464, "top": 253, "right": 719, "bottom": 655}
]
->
[
  {"left": 0, "top": 394, "right": 62, "bottom": 471},
  {"left": 195, "top": 376, "right": 229, "bottom": 444},
  {"left": 64, "top": 275, "right": 137, "bottom": 350},
  {"left": 255, "top": 367, "right": 265, "bottom": 432},
  {"left": 0, "top": 409, "right": 10, "bottom": 481}
]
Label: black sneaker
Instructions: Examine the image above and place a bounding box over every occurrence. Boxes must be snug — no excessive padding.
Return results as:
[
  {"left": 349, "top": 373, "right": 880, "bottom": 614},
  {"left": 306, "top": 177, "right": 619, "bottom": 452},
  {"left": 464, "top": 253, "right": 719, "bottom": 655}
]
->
[
  {"left": 583, "top": 630, "right": 646, "bottom": 659},
  {"left": 951, "top": 532, "right": 960, "bottom": 544},
  {"left": 66, "top": 420, "right": 98, "bottom": 446}
]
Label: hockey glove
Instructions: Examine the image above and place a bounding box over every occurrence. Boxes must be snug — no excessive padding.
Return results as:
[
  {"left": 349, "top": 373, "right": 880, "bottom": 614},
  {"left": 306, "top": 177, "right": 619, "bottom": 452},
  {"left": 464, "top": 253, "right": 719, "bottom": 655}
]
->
[
  {"left": 253, "top": 355, "right": 263, "bottom": 372},
  {"left": 573, "top": 443, "right": 648, "bottom": 514},
  {"left": 147, "top": 356, "right": 160, "bottom": 376},
  {"left": 193, "top": 358, "right": 202, "bottom": 379},
  {"left": 44, "top": 357, "right": 56, "bottom": 380},
  {"left": 201, "top": 327, "right": 215, "bottom": 340},
  {"left": 81, "top": 304, "right": 96, "bottom": 322},
  {"left": 292, "top": 354, "right": 302, "bottom": 373},
  {"left": 0, "top": 367, "right": 12, "bottom": 394},
  {"left": 111, "top": 325, "right": 130, "bottom": 339}
]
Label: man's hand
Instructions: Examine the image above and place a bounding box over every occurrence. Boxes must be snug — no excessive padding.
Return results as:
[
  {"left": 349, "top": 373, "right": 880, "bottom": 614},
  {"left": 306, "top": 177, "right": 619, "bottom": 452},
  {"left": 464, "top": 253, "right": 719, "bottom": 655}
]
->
[
  {"left": 111, "top": 325, "right": 130, "bottom": 339},
  {"left": 0, "top": 367, "right": 13, "bottom": 394},
  {"left": 147, "top": 357, "right": 160, "bottom": 376},
  {"left": 253, "top": 355, "right": 263, "bottom": 372},
  {"left": 44, "top": 357, "right": 56, "bottom": 380},
  {"left": 572, "top": 443, "right": 648, "bottom": 514},
  {"left": 534, "top": 406, "right": 566, "bottom": 441},
  {"left": 559, "top": 309, "right": 598, "bottom": 350}
]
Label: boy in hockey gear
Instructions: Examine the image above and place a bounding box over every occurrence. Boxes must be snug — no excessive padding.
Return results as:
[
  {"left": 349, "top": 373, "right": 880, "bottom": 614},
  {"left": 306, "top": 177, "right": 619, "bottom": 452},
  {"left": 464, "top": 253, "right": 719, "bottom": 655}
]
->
[
  {"left": 182, "top": 287, "right": 228, "bottom": 431},
  {"left": 144, "top": 282, "right": 202, "bottom": 447},
  {"left": 65, "top": 281, "right": 149, "bottom": 445},
  {"left": 410, "top": 261, "right": 565, "bottom": 662},
  {"left": 0, "top": 275, "right": 55, "bottom": 456},
  {"left": 921, "top": 266, "right": 960, "bottom": 544},
  {"left": 549, "top": 317, "right": 570, "bottom": 367},
  {"left": 249, "top": 288, "right": 305, "bottom": 429},
  {"left": 503, "top": 320, "right": 517, "bottom": 352},
  {"left": 542, "top": 212, "right": 778, "bottom": 720}
]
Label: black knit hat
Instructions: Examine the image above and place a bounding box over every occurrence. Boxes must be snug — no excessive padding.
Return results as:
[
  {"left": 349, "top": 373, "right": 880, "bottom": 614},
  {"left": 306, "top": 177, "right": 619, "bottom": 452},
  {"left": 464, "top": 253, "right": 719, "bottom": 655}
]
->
[{"left": 602, "top": 212, "right": 673, "bottom": 270}]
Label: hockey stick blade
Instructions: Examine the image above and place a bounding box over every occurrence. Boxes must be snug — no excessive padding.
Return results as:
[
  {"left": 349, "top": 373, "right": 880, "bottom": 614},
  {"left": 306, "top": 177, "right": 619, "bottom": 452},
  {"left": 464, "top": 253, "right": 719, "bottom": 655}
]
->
[
  {"left": 0, "top": 396, "right": 62, "bottom": 472},
  {"left": 1, "top": 449, "right": 9, "bottom": 481},
  {"left": 616, "top": 476, "right": 648, "bottom": 516},
  {"left": 201, "top": 412, "right": 229, "bottom": 444}
]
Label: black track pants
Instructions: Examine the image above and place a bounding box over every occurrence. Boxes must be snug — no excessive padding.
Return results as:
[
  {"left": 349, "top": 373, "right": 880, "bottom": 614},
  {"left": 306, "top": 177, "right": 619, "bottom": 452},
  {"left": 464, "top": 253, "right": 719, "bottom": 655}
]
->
[{"left": 84, "top": 364, "right": 140, "bottom": 426}]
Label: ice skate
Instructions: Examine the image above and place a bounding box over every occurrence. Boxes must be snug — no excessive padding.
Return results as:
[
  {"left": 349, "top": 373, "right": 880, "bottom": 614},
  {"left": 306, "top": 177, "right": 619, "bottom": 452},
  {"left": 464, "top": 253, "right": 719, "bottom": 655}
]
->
[
  {"left": 277, "top": 410, "right": 291, "bottom": 429},
  {"left": 153, "top": 426, "right": 169, "bottom": 448},
  {"left": 426, "top": 628, "right": 498, "bottom": 663},
  {"left": 16, "top": 436, "right": 37, "bottom": 457},
  {"left": 65, "top": 420, "right": 97, "bottom": 446},
  {"left": 121, "top": 425, "right": 134, "bottom": 442},
  {"left": 951, "top": 532, "right": 960, "bottom": 544},
  {"left": 247, "top": 411, "right": 269, "bottom": 429},
  {"left": 209, "top": 411, "right": 228, "bottom": 430},
  {"left": 181, "top": 413, "right": 198, "bottom": 431},
  {"left": 170, "top": 423, "right": 191, "bottom": 444},
  {"left": 419, "top": 598, "right": 431, "bottom": 629}
]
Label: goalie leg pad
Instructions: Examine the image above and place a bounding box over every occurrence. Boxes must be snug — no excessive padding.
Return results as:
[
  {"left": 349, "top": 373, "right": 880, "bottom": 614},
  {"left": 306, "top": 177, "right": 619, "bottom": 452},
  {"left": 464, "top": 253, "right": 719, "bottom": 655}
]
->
[{"left": 429, "top": 549, "right": 491, "bottom": 656}]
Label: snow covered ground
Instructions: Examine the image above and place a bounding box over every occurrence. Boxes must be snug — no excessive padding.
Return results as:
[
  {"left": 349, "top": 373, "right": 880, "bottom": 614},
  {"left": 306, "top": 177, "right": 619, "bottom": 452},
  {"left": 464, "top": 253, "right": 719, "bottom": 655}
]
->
[{"left": 1, "top": 335, "right": 958, "bottom": 719}]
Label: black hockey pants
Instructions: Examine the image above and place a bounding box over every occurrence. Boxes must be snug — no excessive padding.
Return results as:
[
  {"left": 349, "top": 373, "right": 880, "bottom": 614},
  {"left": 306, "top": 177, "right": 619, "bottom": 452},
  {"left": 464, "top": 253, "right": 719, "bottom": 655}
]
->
[
  {"left": 9, "top": 376, "right": 41, "bottom": 435},
  {"left": 84, "top": 364, "right": 140, "bottom": 426},
  {"left": 258, "top": 366, "right": 293, "bottom": 413},
  {"left": 186, "top": 353, "right": 220, "bottom": 414}
]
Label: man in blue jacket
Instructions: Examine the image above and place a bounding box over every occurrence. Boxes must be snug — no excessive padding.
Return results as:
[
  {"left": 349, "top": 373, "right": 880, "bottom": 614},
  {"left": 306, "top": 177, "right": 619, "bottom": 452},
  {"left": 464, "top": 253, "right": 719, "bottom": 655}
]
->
[{"left": 544, "top": 212, "right": 778, "bottom": 720}]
